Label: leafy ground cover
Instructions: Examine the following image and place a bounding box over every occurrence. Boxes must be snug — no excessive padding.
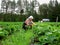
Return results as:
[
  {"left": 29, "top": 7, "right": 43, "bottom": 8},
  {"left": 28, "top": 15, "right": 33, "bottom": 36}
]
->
[{"left": 0, "top": 22, "right": 60, "bottom": 45}]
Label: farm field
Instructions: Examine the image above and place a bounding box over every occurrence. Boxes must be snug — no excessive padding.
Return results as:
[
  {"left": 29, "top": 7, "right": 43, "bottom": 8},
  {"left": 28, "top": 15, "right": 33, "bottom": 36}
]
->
[{"left": 0, "top": 22, "right": 60, "bottom": 45}]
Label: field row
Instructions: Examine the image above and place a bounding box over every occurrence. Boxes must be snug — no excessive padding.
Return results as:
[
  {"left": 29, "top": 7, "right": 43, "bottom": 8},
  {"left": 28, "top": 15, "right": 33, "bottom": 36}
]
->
[{"left": 0, "top": 22, "right": 60, "bottom": 45}]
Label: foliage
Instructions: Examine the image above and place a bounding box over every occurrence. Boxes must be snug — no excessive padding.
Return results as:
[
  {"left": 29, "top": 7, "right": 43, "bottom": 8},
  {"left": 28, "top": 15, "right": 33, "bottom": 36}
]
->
[
  {"left": 0, "top": 13, "right": 40, "bottom": 22},
  {"left": 32, "top": 22, "right": 60, "bottom": 45},
  {"left": 39, "top": 0, "right": 60, "bottom": 22},
  {"left": 0, "top": 22, "right": 60, "bottom": 45}
]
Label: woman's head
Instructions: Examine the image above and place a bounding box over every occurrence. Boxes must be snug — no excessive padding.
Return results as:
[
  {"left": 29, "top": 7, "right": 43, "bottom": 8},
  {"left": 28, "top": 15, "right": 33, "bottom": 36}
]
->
[{"left": 28, "top": 16, "right": 33, "bottom": 21}]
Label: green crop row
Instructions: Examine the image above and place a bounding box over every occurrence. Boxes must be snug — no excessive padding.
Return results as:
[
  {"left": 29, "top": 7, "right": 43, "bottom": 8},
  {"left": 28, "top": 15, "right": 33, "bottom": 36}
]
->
[
  {"left": 32, "top": 22, "right": 60, "bottom": 45},
  {"left": 0, "top": 22, "right": 60, "bottom": 45},
  {"left": 0, "top": 22, "right": 22, "bottom": 40}
]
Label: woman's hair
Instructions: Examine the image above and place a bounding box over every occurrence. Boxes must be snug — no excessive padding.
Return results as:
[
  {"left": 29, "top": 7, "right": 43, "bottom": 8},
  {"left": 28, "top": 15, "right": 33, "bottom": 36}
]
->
[{"left": 28, "top": 16, "right": 33, "bottom": 19}]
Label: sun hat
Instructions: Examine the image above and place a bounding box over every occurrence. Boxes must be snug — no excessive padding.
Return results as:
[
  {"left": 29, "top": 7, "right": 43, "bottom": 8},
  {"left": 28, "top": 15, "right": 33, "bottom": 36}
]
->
[{"left": 28, "top": 16, "right": 33, "bottom": 19}]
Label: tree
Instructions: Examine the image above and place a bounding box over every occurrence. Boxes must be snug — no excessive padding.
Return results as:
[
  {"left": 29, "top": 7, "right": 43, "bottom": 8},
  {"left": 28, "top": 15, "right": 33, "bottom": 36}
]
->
[
  {"left": 1, "top": 0, "right": 6, "bottom": 13},
  {"left": 7, "top": 0, "right": 12, "bottom": 13},
  {"left": 29, "top": 0, "right": 39, "bottom": 15},
  {"left": 48, "top": 0, "right": 59, "bottom": 21},
  {"left": 6, "top": 0, "right": 9, "bottom": 13},
  {"left": 38, "top": 0, "right": 59, "bottom": 22},
  {"left": 39, "top": 4, "right": 48, "bottom": 19},
  {"left": 11, "top": 0, "right": 16, "bottom": 13},
  {"left": 24, "top": 0, "right": 30, "bottom": 15},
  {"left": 17, "top": 0, "right": 22, "bottom": 14}
]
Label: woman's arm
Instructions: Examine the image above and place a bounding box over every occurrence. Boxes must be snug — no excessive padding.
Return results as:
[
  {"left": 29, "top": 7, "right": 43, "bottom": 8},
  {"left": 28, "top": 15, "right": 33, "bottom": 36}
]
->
[
  {"left": 31, "top": 21, "right": 36, "bottom": 25},
  {"left": 25, "top": 19, "right": 29, "bottom": 25}
]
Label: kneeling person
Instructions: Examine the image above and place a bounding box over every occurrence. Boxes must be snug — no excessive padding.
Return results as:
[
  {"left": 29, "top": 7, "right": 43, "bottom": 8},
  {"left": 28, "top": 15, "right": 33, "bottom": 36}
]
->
[{"left": 22, "top": 16, "right": 34, "bottom": 30}]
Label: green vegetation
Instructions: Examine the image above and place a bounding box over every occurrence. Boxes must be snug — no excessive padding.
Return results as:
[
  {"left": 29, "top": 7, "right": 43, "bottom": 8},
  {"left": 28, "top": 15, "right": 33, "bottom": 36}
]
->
[{"left": 0, "top": 22, "right": 60, "bottom": 45}]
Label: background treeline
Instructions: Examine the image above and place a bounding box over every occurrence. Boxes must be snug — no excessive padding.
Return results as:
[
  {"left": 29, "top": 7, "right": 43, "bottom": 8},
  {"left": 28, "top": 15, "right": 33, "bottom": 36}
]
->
[
  {"left": 0, "top": 13, "right": 40, "bottom": 22},
  {"left": 0, "top": 0, "right": 60, "bottom": 22}
]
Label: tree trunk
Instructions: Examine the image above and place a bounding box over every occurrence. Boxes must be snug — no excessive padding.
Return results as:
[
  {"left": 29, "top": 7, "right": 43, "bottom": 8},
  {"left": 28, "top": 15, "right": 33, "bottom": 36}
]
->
[
  {"left": 56, "top": 16, "right": 58, "bottom": 22},
  {"left": 6, "top": 3, "right": 8, "bottom": 13}
]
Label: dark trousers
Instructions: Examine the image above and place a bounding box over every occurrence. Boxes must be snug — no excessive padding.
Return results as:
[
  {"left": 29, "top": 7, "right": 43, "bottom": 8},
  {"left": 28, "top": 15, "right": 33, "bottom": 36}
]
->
[
  {"left": 22, "top": 23, "right": 27, "bottom": 30},
  {"left": 22, "top": 23, "right": 32, "bottom": 30}
]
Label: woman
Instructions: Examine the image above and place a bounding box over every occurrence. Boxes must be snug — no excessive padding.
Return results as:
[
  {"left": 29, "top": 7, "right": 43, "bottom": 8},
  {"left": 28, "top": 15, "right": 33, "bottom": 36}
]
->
[{"left": 22, "top": 16, "right": 35, "bottom": 30}]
